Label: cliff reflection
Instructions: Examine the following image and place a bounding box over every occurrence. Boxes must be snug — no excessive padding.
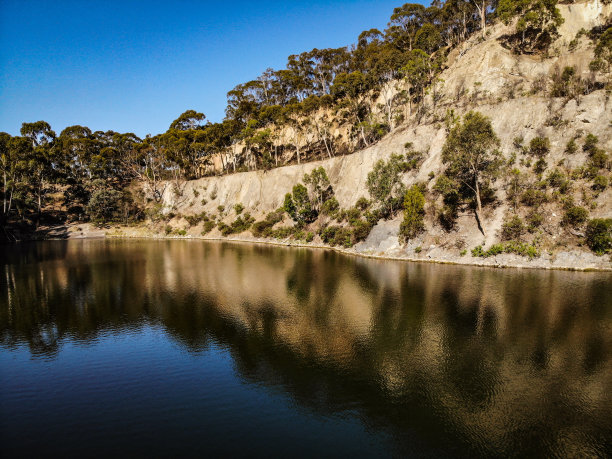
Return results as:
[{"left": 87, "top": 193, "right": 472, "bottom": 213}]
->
[{"left": 1, "top": 240, "right": 611, "bottom": 456}]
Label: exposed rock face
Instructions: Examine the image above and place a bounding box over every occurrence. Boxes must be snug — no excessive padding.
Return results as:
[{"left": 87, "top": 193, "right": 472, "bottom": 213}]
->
[{"left": 153, "top": 1, "right": 612, "bottom": 270}]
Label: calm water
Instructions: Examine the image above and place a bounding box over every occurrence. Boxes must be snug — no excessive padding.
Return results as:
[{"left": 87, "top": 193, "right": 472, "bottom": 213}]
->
[{"left": 1, "top": 240, "right": 611, "bottom": 458}]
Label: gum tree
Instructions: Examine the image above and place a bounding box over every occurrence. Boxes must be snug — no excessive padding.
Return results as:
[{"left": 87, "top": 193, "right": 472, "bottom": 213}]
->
[{"left": 441, "top": 111, "right": 501, "bottom": 235}]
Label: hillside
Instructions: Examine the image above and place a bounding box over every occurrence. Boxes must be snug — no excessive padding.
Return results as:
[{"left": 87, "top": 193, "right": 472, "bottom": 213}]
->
[
  {"left": 103, "top": 1, "right": 612, "bottom": 270},
  {"left": 3, "top": 0, "right": 612, "bottom": 269}
]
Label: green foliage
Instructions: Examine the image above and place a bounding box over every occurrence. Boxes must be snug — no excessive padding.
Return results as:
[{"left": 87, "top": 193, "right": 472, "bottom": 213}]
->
[
  {"left": 563, "top": 205, "right": 588, "bottom": 227},
  {"left": 303, "top": 166, "right": 332, "bottom": 211},
  {"left": 521, "top": 188, "right": 547, "bottom": 207},
  {"left": 591, "top": 27, "right": 612, "bottom": 74},
  {"left": 399, "top": 185, "right": 425, "bottom": 242},
  {"left": 201, "top": 220, "right": 215, "bottom": 235},
  {"left": 527, "top": 212, "right": 544, "bottom": 232},
  {"left": 498, "top": 0, "right": 564, "bottom": 54},
  {"left": 585, "top": 219, "right": 612, "bottom": 255},
  {"left": 355, "top": 197, "right": 370, "bottom": 211},
  {"left": 583, "top": 134, "right": 599, "bottom": 155},
  {"left": 471, "top": 241, "right": 540, "bottom": 259},
  {"left": 283, "top": 183, "right": 315, "bottom": 225},
  {"left": 185, "top": 212, "right": 209, "bottom": 226},
  {"left": 501, "top": 215, "right": 525, "bottom": 241},
  {"left": 550, "top": 66, "right": 583, "bottom": 98},
  {"left": 320, "top": 225, "right": 353, "bottom": 248},
  {"left": 441, "top": 111, "right": 501, "bottom": 229},
  {"left": 321, "top": 197, "right": 340, "bottom": 217},
  {"left": 86, "top": 188, "right": 124, "bottom": 224},
  {"left": 529, "top": 136, "right": 550, "bottom": 157},
  {"left": 366, "top": 153, "right": 407, "bottom": 217},
  {"left": 251, "top": 210, "right": 284, "bottom": 237},
  {"left": 233, "top": 203, "right": 244, "bottom": 214},
  {"left": 565, "top": 138, "right": 577, "bottom": 155},
  {"left": 592, "top": 175, "right": 608, "bottom": 191}
]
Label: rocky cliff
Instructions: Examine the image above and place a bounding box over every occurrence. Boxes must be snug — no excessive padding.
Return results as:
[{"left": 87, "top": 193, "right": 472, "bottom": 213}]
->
[{"left": 116, "top": 0, "right": 612, "bottom": 270}]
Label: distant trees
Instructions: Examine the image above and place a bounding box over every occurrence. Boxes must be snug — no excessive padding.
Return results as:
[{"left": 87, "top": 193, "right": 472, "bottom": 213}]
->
[{"left": 3, "top": 0, "right": 571, "bottom": 232}]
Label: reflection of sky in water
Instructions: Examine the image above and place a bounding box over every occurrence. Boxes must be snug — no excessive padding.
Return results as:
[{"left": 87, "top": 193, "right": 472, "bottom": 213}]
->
[{"left": 1, "top": 240, "right": 611, "bottom": 457}]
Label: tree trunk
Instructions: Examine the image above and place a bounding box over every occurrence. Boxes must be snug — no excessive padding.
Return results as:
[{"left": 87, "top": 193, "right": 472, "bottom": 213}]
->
[
  {"left": 3, "top": 170, "right": 6, "bottom": 216},
  {"left": 36, "top": 182, "right": 42, "bottom": 229},
  {"left": 474, "top": 177, "right": 486, "bottom": 236}
]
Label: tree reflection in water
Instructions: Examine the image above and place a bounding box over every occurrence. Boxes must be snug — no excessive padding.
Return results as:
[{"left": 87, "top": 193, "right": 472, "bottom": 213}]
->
[{"left": 1, "top": 240, "right": 611, "bottom": 457}]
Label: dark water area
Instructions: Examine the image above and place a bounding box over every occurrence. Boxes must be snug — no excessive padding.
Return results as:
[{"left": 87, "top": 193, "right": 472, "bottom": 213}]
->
[{"left": 1, "top": 240, "right": 611, "bottom": 458}]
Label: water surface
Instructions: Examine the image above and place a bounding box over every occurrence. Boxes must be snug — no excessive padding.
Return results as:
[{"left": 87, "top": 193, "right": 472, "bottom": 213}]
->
[{"left": 1, "top": 240, "right": 611, "bottom": 457}]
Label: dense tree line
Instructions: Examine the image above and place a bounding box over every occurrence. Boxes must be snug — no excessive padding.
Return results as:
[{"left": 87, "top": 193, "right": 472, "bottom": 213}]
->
[{"left": 0, "top": 0, "right": 584, "bottom": 231}]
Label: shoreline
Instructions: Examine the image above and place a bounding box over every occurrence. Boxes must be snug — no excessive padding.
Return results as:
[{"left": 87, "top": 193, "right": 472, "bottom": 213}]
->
[
  {"left": 102, "top": 232, "right": 612, "bottom": 273},
  {"left": 7, "top": 223, "right": 610, "bottom": 272}
]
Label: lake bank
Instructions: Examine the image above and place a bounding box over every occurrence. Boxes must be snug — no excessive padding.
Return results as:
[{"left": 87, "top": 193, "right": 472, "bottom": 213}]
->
[{"left": 105, "top": 224, "right": 612, "bottom": 272}]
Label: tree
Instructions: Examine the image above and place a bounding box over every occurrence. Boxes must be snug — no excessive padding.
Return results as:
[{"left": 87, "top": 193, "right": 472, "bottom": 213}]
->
[
  {"left": 591, "top": 27, "right": 612, "bottom": 74},
  {"left": 441, "top": 111, "right": 501, "bottom": 235},
  {"left": 585, "top": 218, "right": 612, "bottom": 255},
  {"left": 400, "top": 184, "right": 425, "bottom": 242},
  {"left": 414, "top": 23, "right": 442, "bottom": 54},
  {"left": 303, "top": 166, "right": 332, "bottom": 212},
  {"left": 497, "top": 0, "right": 563, "bottom": 54},
  {"left": 386, "top": 3, "right": 426, "bottom": 51},
  {"left": 401, "top": 49, "right": 431, "bottom": 117},
  {"left": 21, "top": 121, "right": 57, "bottom": 227},
  {"left": 366, "top": 154, "right": 407, "bottom": 216},
  {"left": 331, "top": 71, "right": 370, "bottom": 147},
  {"left": 169, "top": 110, "right": 206, "bottom": 131},
  {"left": 283, "top": 183, "right": 315, "bottom": 225}
]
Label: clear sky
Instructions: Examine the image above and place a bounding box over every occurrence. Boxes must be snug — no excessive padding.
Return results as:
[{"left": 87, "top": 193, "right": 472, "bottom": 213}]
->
[{"left": 0, "top": 0, "right": 425, "bottom": 138}]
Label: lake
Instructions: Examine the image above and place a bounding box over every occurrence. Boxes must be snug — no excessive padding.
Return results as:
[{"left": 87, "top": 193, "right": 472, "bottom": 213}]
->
[{"left": 1, "top": 240, "right": 611, "bottom": 457}]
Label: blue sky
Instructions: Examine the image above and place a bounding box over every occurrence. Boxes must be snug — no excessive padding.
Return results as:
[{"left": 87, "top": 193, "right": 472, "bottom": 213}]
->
[{"left": 0, "top": 0, "right": 424, "bottom": 138}]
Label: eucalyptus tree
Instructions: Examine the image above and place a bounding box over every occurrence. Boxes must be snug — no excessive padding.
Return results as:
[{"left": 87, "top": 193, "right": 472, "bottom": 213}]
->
[
  {"left": 21, "top": 121, "right": 57, "bottom": 226},
  {"left": 441, "top": 111, "right": 501, "bottom": 235},
  {"left": 386, "top": 3, "right": 427, "bottom": 51}
]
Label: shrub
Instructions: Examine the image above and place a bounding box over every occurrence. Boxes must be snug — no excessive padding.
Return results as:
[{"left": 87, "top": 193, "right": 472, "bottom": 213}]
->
[
  {"left": 472, "top": 241, "right": 540, "bottom": 259},
  {"left": 529, "top": 137, "right": 550, "bottom": 157},
  {"left": 185, "top": 212, "right": 208, "bottom": 226},
  {"left": 320, "top": 225, "right": 353, "bottom": 248},
  {"left": 592, "top": 175, "right": 608, "bottom": 191},
  {"left": 271, "top": 227, "right": 297, "bottom": 239},
  {"left": 351, "top": 219, "right": 373, "bottom": 243},
  {"left": 229, "top": 213, "right": 255, "bottom": 234},
  {"left": 534, "top": 158, "right": 547, "bottom": 174},
  {"left": 201, "top": 220, "right": 215, "bottom": 235},
  {"left": 589, "top": 150, "right": 609, "bottom": 170},
  {"left": 321, "top": 197, "right": 340, "bottom": 216},
  {"left": 521, "top": 188, "right": 547, "bottom": 207},
  {"left": 565, "top": 138, "right": 577, "bottom": 155},
  {"left": 585, "top": 219, "right": 612, "bottom": 255},
  {"left": 217, "top": 205, "right": 225, "bottom": 213},
  {"left": 399, "top": 185, "right": 425, "bottom": 242},
  {"left": 234, "top": 203, "right": 244, "bottom": 214},
  {"left": 251, "top": 210, "right": 284, "bottom": 237},
  {"left": 527, "top": 212, "right": 544, "bottom": 232},
  {"left": 86, "top": 188, "right": 123, "bottom": 223},
  {"left": 583, "top": 134, "right": 599, "bottom": 155},
  {"left": 501, "top": 215, "right": 525, "bottom": 241},
  {"left": 355, "top": 197, "right": 370, "bottom": 211},
  {"left": 563, "top": 205, "right": 589, "bottom": 227}
]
